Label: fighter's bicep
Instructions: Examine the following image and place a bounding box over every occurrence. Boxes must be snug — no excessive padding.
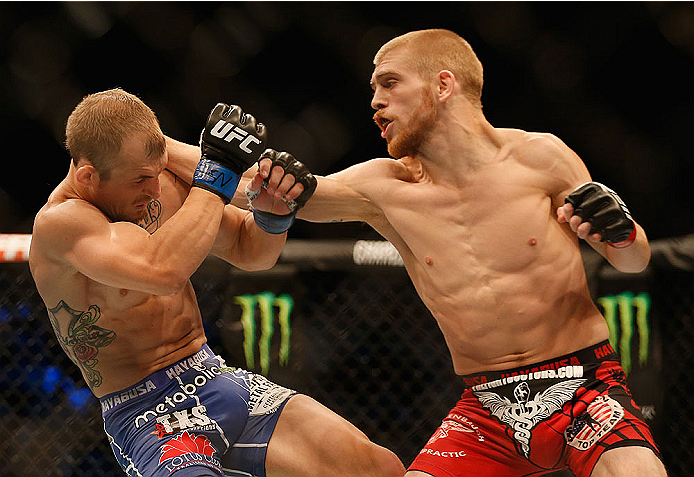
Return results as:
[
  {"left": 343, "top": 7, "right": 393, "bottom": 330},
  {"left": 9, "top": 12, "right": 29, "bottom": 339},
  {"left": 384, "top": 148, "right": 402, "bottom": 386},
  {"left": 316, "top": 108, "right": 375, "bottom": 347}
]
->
[
  {"left": 556, "top": 153, "right": 592, "bottom": 199},
  {"left": 311, "top": 176, "right": 379, "bottom": 221},
  {"left": 297, "top": 161, "right": 390, "bottom": 224},
  {"left": 210, "top": 205, "right": 246, "bottom": 260},
  {"left": 529, "top": 134, "right": 592, "bottom": 209},
  {"left": 64, "top": 215, "right": 169, "bottom": 291}
]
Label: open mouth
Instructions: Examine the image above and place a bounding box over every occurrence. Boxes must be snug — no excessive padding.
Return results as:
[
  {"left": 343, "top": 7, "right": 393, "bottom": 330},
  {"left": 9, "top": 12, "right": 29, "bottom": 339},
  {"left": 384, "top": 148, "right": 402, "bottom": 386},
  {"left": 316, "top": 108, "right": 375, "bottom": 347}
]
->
[
  {"left": 374, "top": 116, "right": 393, "bottom": 137},
  {"left": 374, "top": 116, "right": 391, "bottom": 130}
]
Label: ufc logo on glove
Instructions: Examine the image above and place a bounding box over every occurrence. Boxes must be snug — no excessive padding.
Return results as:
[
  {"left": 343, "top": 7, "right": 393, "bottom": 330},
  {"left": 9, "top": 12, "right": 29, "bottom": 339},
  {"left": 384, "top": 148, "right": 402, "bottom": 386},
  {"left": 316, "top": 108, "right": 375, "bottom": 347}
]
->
[{"left": 209, "top": 120, "right": 262, "bottom": 153}]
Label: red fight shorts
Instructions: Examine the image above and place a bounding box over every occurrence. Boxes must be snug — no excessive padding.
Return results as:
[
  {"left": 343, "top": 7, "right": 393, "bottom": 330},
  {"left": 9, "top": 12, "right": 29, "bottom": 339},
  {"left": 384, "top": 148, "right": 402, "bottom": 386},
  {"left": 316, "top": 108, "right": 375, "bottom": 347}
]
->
[{"left": 409, "top": 341, "right": 661, "bottom": 477}]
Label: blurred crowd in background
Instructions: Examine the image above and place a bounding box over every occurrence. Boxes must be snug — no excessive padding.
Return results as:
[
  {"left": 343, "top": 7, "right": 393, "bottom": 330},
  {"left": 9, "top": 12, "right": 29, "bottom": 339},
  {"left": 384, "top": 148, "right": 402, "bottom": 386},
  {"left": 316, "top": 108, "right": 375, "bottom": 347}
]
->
[{"left": 1, "top": 2, "right": 693, "bottom": 241}]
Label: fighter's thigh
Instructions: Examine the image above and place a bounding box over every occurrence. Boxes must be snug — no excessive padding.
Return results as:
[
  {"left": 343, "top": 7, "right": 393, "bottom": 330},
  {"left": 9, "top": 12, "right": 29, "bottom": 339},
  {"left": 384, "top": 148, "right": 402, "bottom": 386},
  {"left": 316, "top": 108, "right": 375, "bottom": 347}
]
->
[
  {"left": 405, "top": 472, "right": 435, "bottom": 477},
  {"left": 265, "top": 394, "right": 403, "bottom": 477},
  {"left": 590, "top": 446, "right": 666, "bottom": 477}
]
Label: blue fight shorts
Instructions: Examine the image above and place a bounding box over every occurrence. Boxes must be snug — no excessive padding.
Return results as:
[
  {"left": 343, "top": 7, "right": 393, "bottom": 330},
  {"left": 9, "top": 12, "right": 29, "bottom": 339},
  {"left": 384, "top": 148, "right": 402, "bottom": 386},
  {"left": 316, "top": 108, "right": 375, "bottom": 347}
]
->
[{"left": 100, "top": 344, "right": 296, "bottom": 477}]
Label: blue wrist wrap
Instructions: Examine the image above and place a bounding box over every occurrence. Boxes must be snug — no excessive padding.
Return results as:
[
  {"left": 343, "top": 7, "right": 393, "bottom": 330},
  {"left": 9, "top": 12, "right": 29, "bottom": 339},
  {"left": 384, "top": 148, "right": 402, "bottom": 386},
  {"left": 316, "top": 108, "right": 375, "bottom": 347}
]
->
[
  {"left": 252, "top": 209, "right": 296, "bottom": 234},
  {"left": 191, "top": 158, "right": 241, "bottom": 204}
]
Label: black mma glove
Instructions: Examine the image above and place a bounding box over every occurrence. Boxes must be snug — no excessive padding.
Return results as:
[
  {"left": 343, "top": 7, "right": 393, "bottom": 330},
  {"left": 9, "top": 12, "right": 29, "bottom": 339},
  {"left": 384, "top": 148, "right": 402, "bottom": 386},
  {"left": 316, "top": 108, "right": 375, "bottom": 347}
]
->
[
  {"left": 564, "top": 182, "right": 636, "bottom": 248},
  {"left": 246, "top": 149, "right": 317, "bottom": 234},
  {"left": 192, "top": 103, "right": 268, "bottom": 204}
]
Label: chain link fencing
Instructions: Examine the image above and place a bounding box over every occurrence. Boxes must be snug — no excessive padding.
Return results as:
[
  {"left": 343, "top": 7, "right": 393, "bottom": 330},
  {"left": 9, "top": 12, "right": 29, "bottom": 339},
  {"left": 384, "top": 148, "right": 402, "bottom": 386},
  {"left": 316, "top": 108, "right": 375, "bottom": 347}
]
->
[{"left": 1, "top": 239, "right": 692, "bottom": 476}]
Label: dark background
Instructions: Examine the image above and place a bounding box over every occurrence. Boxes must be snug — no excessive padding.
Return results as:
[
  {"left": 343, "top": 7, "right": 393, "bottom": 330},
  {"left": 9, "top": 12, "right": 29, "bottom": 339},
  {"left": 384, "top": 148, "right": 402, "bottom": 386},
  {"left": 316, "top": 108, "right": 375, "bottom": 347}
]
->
[
  {"left": 1, "top": 1, "right": 693, "bottom": 240},
  {"left": 2, "top": 3, "right": 694, "bottom": 475}
]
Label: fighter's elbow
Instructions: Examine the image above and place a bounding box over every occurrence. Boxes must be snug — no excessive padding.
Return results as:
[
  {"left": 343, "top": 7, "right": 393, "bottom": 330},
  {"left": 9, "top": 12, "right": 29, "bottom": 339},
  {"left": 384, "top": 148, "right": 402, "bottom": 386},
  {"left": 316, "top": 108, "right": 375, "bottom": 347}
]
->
[
  {"left": 622, "top": 258, "right": 651, "bottom": 274},
  {"left": 150, "top": 267, "right": 191, "bottom": 295},
  {"left": 235, "top": 254, "right": 280, "bottom": 272},
  {"left": 215, "top": 243, "right": 281, "bottom": 271},
  {"left": 611, "top": 249, "right": 651, "bottom": 274}
]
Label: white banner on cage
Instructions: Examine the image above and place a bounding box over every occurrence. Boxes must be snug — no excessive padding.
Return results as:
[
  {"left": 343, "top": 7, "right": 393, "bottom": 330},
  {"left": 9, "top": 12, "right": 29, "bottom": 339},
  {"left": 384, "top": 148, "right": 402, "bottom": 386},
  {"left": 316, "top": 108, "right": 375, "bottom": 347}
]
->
[
  {"left": 0, "top": 234, "right": 407, "bottom": 267},
  {"left": 0, "top": 234, "right": 31, "bottom": 263},
  {"left": 352, "top": 240, "right": 404, "bottom": 267}
]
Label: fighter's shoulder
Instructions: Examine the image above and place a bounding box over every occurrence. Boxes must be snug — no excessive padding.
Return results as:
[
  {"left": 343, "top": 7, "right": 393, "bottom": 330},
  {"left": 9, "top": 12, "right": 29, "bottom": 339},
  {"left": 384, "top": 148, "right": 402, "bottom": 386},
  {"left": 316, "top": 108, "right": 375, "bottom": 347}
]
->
[
  {"left": 32, "top": 199, "right": 107, "bottom": 252},
  {"left": 330, "top": 157, "right": 413, "bottom": 182},
  {"left": 504, "top": 129, "right": 590, "bottom": 196},
  {"left": 509, "top": 130, "right": 578, "bottom": 170},
  {"left": 35, "top": 198, "right": 98, "bottom": 227}
]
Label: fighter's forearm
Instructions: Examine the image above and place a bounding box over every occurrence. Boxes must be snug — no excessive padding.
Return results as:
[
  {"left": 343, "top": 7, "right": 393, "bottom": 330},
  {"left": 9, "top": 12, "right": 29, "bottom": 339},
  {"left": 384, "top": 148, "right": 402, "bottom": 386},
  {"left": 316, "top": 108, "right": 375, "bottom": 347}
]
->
[
  {"left": 166, "top": 136, "right": 258, "bottom": 208},
  {"left": 212, "top": 211, "right": 286, "bottom": 271},
  {"left": 236, "top": 212, "right": 287, "bottom": 270},
  {"left": 295, "top": 176, "right": 377, "bottom": 224},
  {"left": 164, "top": 136, "right": 198, "bottom": 186},
  {"left": 137, "top": 188, "right": 225, "bottom": 294},
  {"left": 600, "top": 222, "right": 651, "bottom": 273}
]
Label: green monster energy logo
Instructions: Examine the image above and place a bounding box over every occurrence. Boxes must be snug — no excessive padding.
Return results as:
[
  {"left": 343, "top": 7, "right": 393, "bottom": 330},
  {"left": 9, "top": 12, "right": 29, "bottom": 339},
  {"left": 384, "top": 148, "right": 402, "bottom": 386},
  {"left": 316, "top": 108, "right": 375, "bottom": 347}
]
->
[
  {"left": 597, "top": 292, "right": 651, "bottom": 374},
  {"left": 234, "top": 292, "right": 293, "bottom": 376}
]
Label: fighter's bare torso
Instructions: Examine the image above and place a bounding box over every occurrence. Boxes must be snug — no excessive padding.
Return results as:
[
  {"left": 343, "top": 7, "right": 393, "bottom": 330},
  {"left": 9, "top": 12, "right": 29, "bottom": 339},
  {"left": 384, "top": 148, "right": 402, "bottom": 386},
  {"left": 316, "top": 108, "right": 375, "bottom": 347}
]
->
[
  {"left": 304, "top": 129, "right": 609, "bottom": 374},
  {"left": 29, "top": 170, "right": 203, "bottom": 397}
]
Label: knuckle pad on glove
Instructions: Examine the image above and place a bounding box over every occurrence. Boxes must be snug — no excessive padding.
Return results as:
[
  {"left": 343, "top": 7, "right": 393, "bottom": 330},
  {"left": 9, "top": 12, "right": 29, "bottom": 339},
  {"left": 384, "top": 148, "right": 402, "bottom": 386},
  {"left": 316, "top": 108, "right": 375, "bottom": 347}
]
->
[
  {"left": 294, "top": 173, "right": 317, "bottom": 208},
  {"left": 202, "top": 104, "right": 268, "bottom": 170},
  {"left": 565, "top": 181, "right": 635, "bottom": 244},
  {"left": 566, "top": 184, "right": 592, "bottom": 205}
]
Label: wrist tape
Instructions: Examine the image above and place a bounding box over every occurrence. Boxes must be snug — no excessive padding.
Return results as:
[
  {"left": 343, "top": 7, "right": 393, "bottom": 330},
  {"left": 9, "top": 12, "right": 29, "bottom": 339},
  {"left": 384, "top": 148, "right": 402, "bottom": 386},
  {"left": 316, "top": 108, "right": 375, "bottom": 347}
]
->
[
  {"left": 252, "top": 209, "right": 296, "bottom": 234},
  {"left": 245, "top": 181, "right": 261, "bottom": 205},
  {"left": 191, "top": 158, "right": 241, "bottom": 204}
]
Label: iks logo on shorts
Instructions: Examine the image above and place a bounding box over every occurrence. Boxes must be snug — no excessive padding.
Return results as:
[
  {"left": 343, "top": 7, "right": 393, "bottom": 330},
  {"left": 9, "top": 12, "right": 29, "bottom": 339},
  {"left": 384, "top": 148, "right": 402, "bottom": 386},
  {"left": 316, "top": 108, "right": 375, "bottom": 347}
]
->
[
  {"left": 565, "top": 395, "right": 624, "bottom": 451},
  {"left": 158, "top": 431, "right": 221, "bottom": 475},
  {"left": 151, "top": 405, "right": 216, "bottom": 439},
  {"left": 133, "top": 363, "right": 229, "bottom": 429}
]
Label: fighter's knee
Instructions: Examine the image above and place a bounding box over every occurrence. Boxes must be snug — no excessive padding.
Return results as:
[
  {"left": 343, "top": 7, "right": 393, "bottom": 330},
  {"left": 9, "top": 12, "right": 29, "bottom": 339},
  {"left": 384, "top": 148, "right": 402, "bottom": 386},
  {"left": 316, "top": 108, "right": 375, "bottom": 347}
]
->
[
  {"left": 591, "top": 446, "right": 666, "bottom": 477},
  {"left": 363, "top": 441, "right": 406, "bottom": 477}
]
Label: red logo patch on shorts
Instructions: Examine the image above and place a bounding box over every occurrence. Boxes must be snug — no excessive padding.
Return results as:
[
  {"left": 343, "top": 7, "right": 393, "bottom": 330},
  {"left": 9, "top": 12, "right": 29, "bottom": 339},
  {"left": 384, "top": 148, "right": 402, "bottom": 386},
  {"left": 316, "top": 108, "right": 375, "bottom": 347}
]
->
[
  {"left": 565, "top": 395, "right": 624, "bottom": 451},
  {"left": 158, "top": 431, "right": 221, "bottom": 475}
]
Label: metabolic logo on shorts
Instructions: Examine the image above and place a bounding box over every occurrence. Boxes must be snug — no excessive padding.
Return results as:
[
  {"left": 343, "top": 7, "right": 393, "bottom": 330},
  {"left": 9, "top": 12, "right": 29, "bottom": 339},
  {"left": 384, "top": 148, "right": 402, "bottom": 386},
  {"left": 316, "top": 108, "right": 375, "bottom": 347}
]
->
[
  {"left": 426, "top": 416, "right": 484, "bottom": 445},
  {"left": 235, "top": 292, "right": 293, "bottom": 376},
  {"left": 474, "top": 380, "right": 584, "bottom": 458},
  {"left": 565, "top": 395, "right": 624, "bottom": 450},
  {"left": 133, "top": 364, "right": 226, "bottom": 428},
  {"left": 158, "top": 431, "right": 221, "bottom": 475},
  {"left": 151, "top": 405, "right": 216, "bottom": 439},
  {"left": 597, "top": 292, "right": 651, "bottom": 374}
]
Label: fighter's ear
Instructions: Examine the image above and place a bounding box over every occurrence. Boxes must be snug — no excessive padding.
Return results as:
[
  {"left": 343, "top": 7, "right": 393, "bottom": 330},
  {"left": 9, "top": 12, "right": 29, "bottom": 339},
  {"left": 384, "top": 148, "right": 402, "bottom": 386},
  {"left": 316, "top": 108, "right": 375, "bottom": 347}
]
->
[
  {"left": 75, "top": 160, "right": 100, "bottom": 188},
  {"left": 436, "top": 70, "right": 455, "bottom": 102}
]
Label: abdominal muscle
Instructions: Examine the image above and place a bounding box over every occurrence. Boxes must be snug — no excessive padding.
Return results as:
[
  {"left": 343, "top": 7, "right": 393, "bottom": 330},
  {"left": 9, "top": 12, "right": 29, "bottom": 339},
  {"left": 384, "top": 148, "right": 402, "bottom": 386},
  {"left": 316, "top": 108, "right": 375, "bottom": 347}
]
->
[
  {"left": 78, "top": 280, "right": 207, "bottom": 398},
  {"left": 394, "top": 215, "right": 609, "bottom": 376},
  {"left": 426, "top": 285, "right": 609, "bottom": 375}
]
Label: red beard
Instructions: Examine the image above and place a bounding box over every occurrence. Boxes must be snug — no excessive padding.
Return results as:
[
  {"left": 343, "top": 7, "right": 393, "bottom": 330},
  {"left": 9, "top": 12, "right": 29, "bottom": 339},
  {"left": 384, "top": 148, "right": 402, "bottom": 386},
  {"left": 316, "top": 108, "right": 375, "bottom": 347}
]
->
[{"left": 388, "top": 88, "right": 437, "bottom": 159}]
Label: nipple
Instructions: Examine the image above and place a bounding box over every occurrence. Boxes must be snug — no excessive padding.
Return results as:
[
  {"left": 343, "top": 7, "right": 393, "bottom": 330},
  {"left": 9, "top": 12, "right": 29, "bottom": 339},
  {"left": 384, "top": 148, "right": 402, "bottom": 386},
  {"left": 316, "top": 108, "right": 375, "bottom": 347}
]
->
[
  {"left": 528, "top": 238, "right": 537, "bottom": 246},
  {"left": 425, "top": 256, "right": 434, "bottom": 266},
  {"left": 120, "top": 289, "right": 129, "bottom": 296}
]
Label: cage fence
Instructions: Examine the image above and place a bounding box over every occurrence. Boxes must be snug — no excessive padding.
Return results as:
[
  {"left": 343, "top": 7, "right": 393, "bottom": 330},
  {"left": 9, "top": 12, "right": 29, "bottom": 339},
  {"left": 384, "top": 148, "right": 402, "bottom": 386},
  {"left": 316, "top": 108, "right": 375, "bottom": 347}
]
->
[{"left": 1, "top": 237, "right": 692, "bottom": 476}]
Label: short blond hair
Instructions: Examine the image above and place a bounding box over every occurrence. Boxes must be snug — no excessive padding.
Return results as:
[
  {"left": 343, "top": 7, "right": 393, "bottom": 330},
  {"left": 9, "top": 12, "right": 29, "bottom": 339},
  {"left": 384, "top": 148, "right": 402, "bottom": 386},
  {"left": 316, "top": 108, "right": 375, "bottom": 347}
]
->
[
  {"left": 65, "top": 88, "right": 165, "bottom": 180},
  {"left": 374, "top": 29, "right": 484, "bottom": 108}
]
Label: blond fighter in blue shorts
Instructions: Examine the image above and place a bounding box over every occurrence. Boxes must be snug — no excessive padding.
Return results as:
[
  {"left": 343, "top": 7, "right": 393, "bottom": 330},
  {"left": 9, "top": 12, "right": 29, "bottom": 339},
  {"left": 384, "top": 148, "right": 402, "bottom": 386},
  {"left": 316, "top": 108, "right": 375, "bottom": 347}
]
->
[{"left": 29, "top": 89, "right": 405, "bottom": 477}]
